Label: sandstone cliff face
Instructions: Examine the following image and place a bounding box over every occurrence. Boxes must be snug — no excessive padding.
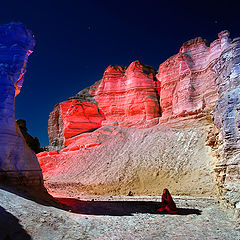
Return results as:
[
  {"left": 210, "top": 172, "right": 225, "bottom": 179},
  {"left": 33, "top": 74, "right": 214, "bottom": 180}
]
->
[
  {"left": 212, "top": 35, "right": 240, "bottom": 211},
  {"left": 156, "top": 31, "right": 230, "bottom": 126},
  {"left": 48, "top": 61, "right": 160, "bottom": 148},
  {"left": 39, "top": 125, "right": 217, "bottom": 197},
  {"left": 48, "top": 103, "right": 64, "bottom": 149},
  {"left": 0, "top": 22, "right": 42, "bottom": 185},
  {"left": 93, "top": 61, "right": 160, "bottom": 127},
  {"left": 39, "top": 31, "right": 239, "bottom": 216},
  {"left": 48, "top": 100, "right": 104, "bottom": 148}
]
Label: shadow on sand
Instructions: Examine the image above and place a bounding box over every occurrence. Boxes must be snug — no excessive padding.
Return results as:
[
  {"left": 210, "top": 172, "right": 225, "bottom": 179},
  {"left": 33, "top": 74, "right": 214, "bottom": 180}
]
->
[
  {"left": 0, "top": 184, "right": 62, "bottom": 209},
  {"left": 0, "top": 184, "right": 201, "bottom": 218},
  {"left": 55, "top": 197, "right": 202, "bottom": 216},
  {"left": 0, "top": 184, "right": 65, "bottom": 240},
  {"left": 0, "top": 206, "right": 32, "bottom": 240}
]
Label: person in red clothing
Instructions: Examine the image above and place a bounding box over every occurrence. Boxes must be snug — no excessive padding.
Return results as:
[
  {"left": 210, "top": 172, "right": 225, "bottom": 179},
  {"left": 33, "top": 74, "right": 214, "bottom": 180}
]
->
[{"left": 157, "top": 188, "right": 178, "bottom": 214}]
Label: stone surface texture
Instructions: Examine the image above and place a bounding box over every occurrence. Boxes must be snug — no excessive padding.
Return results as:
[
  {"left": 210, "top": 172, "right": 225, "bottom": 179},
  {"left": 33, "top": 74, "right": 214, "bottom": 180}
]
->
[
  {"left": 0, "top": 22, "right": 42, "bottom": 184},
  {"left": 48, "top": 103, "right": 64, "bottom": 150},
  {"left": 156, "top": 33, "right": 227, "bottom": 126},
  {"left": 48, "top": 61, "right": 160, "bottom": 148},
  {"left": 212, "top": 33, "right": 240, "bottom": 212},
  {"left": 93, "top": 61, "right": 160, "bottom": 127},
  {"left": 39, "top": 125, "right": 217, "bottom": 197},
  {"left": 38, "top": 31, "right": 240, "bottom": 216}
]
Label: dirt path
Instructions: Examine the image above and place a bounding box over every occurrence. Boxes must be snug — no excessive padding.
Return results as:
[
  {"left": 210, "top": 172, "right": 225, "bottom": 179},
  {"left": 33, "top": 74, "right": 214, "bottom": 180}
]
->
[{"left": 0, "top": 187, "right": 239, "bottom": 240}]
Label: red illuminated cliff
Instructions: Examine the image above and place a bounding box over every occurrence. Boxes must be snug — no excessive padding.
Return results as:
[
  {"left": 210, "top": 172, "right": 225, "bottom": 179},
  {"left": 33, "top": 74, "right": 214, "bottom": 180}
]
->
[
  {"left": 48, "top": 60, "right": 160, "bottom": 149},
  {"left": 93, "top": 61, "right": 160, "bottom": 127},
  {"left": 38, "top": 31, "right": 240, "bottom": 217}
]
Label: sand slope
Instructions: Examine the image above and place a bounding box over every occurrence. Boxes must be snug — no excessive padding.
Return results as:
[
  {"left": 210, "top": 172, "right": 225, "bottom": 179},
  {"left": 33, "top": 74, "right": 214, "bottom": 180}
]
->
[{"left": 41, "top": 124, "right": 217, "bottom": 196}]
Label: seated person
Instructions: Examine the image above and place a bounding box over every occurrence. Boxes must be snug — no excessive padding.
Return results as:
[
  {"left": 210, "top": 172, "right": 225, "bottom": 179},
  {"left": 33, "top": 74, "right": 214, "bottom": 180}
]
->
[{"left": 157, "top": 188, "right": 178, "bottom": 214}]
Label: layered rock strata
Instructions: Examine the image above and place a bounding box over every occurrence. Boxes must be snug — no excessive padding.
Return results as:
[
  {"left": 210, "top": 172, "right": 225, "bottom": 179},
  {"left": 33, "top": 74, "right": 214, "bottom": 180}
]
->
[
  {"left": 48, "top": 100, "right": 105, "bottom": 147},
  {"left": 93, "top": 61, "right": 160, "bottom": 127},
  {"left": 156, "top": 32, "right": 230, "bottom": 127},
  {"left": 39, "top": 31, "right": 240, "bottom": 215},
  {"left": 48, "top": 61, "right": 160, "bottom": 148},
  {"left": 0, "top": 22, "right": 42, "bottom": 185},
  {"left": 212, "top": 34, "right": 240, "bottom": 213}
]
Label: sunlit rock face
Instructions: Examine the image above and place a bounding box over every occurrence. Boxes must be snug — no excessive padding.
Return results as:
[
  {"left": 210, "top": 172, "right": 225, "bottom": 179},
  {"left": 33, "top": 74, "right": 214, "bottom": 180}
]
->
[
  {"left": 0, "top": 22, "right": 42, "bottom": 184},
  {"left": 38, "top": 125, "right": 217, "bottom": 197},
  {"left": 157, "top": 31, "right": 230, "bottom": 127},
  {"left": 48, "top": 85, "right": 104, "bottom": 149}
]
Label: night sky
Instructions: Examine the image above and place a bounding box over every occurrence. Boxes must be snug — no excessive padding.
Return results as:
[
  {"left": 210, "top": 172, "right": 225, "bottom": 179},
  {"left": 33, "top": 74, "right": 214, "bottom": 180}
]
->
[{"left": 0, "top": 0, "right": 239, "bottom": 146}]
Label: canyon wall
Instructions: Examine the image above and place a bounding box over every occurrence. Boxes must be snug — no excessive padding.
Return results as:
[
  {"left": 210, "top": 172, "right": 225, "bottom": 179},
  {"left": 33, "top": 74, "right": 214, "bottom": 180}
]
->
[
  {"left": 0, "top": 22, "right": 42, "bottom": 185},
  {"left": 93, "top": 61, "right": 160, "bottom": 127},
  {"left": 157, "top": 31, "right": 230, "bottom": 127},
  {"left": 212, "top": 35, "right": 240, "bottom": 211},
  {"left": 48, "top": 61, "right": 160, "bottom": 149},
  {"left": 38, "top": 31, "right": 239, "bottom": 215}
]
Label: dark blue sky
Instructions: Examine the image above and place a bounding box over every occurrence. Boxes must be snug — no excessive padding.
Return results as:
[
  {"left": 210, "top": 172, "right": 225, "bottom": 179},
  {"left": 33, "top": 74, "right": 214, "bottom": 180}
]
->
[{"left": 0, "top": 0, "right": 239, "bottom": 146}]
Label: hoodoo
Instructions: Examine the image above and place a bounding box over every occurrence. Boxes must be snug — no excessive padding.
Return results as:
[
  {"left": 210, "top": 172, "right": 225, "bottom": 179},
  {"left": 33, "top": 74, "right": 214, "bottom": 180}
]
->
[{"left": 0, "top": 22, "right": 42, "bottom": 185}]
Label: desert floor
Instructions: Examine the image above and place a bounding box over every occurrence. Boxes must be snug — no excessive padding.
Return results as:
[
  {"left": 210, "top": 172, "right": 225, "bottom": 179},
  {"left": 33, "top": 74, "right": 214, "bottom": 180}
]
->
[{"left": 0, "top": 185, "right": 239, "bottom": 240}]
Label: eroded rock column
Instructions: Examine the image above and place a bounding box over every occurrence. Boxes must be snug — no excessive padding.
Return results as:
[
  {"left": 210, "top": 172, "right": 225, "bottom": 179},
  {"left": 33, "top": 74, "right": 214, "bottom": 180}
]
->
[
  {"left": 0, "top": 22, "right": 42, "bottom": 185},
  {"left": 213, "top": 32, "right": 240, "bottom": 212}
]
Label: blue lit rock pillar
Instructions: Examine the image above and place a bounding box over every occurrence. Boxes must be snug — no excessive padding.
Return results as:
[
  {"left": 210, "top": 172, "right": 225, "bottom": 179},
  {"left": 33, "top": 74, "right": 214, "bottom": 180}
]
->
[
  {"left": 213, "top": 31, "right": 240, "bottom": 217},
  {"left": 0, "top": 22, "right": 43, "bottom": 185}
]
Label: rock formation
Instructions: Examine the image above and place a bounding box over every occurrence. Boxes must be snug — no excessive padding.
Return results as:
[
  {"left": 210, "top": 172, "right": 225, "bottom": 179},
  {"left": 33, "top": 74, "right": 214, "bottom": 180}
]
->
[
  {"left": 0, "top": 22, "right": 42, "bottom": 185},
  {"left": 48, "top": 61, "right": 160, "bottom": 149},
  {"left": 16, "top": 119, "right": 41, "bottom": 154},
  {"left": 38, "top": 31, "right": 240, "bottom": 217},
  {"left": 38, "top": 125, "right": 217, "bottom": 197},
  {"left": 93, "top": 61, "right": 160, "bottom": 127},
  {"left": 48, "top": 100, "right": 105, "bottom": 148},
  {"left": 212, "top": 34, "right": 240, "bottom": 212},
  {"left": 157, "top": 31, "right": 230, "bottom": 126}
]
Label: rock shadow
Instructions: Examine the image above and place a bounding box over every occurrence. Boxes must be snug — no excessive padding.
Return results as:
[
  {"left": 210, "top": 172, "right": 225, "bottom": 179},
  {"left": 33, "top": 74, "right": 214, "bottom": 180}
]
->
[
  {"left": 0, "top": 206, "right": 32, "bottom": 240},
  {"left": 55, "top": 197, "right": 202, "bottom": 216},
  {"left": 0, "top": 184, "right": 62, "bottom": 209}
]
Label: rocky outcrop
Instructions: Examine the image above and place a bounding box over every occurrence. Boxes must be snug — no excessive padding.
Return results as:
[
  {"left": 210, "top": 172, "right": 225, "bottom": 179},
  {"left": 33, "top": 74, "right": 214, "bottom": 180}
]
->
[
  {"left": 48, "top": 61, "right": 160, "bottom": 148},
  {"left": 93, "top": 61, "right": 160, "bottom": 127},
  {"left": 39, "top": 31, "right": 240, "bottom": 217},
  {"left": 48, "top": 103, "right": 64, "bottom": 150},
  {"left": 48, "top": 100, "right": 105, "bottom": 148},
  {"left": 0, "top": 22, "right": 42, "bottom": 185},
  {"left": 156, "top": 32, "right": 230, "bottom": 127},
  {"left": 16, "top": 119, "right": 41, "bottom": 154},
  {"left": 212, "top": 34, "right": 240, "bottom": 213}
]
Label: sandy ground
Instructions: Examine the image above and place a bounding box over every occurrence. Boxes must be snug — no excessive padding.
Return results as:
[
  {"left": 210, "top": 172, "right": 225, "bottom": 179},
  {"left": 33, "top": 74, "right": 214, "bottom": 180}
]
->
[{"left": 0, "top": 185, "right": 239, "bottom": 240}]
